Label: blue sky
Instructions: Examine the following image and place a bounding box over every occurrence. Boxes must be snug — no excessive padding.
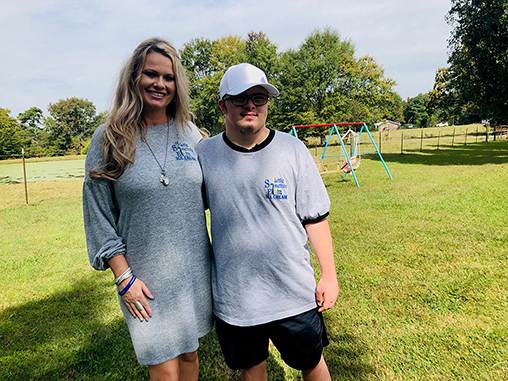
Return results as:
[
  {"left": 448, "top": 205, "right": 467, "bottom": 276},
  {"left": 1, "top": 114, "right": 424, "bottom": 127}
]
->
[{"left": 0, "top": 0, "right": 452, "bottom": 118}]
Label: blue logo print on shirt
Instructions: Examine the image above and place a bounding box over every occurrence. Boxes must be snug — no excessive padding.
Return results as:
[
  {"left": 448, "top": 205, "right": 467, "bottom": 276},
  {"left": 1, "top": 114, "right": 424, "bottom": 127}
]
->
[
  {"left": 172, "top": 142, "right": 197, "bottom": 161},
  {"left": 265, "top": 177, "right": 288, "bottom": 200}
]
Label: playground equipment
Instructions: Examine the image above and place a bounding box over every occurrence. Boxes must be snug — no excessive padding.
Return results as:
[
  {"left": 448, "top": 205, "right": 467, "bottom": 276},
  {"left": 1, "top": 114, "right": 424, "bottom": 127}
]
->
[{"left": 289, "top": 122, "right": 392, "bottom": 187}]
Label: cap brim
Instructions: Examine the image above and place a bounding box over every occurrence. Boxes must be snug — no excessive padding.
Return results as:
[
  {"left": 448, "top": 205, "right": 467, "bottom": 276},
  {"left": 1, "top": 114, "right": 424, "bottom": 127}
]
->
[{"left": 225, "top": 83, "right": 279, "bottom": 97}]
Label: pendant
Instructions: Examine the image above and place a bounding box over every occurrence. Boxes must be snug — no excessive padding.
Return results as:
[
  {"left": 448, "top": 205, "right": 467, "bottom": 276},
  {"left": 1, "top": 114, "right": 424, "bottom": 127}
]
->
[{"left": 160, "top": 172, "right": 169, "bottom": 186}]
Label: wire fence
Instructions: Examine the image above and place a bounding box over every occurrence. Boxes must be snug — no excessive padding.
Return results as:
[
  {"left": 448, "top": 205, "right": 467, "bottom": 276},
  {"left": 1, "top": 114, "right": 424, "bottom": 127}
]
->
[{"left": 303, "top": 124, "right": 507, "bottom": 158}]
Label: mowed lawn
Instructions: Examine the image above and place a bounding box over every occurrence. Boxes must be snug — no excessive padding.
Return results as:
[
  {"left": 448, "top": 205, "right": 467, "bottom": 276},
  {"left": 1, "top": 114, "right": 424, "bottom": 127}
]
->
[{"left": 0, "top": 140, "right": 507, "bottom": 380}]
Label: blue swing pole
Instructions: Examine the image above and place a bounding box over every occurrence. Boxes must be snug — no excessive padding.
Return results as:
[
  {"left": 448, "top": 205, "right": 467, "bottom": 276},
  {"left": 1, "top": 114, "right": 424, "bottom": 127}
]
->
[
  {"left": 289, "top": 126, "right": 298, "bottom": 138},
  {"left": 320, "top": 127, "right": 335, "bottom": 161},
  {"left": 361, "top": 123, "right": 393, "bottom": 179}
]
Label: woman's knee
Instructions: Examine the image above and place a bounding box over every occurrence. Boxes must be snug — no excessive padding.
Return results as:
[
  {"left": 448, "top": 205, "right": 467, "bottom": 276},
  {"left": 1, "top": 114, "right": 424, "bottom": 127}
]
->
[{"left": 179, "top": 350, "right": 198, "bottom": 363}]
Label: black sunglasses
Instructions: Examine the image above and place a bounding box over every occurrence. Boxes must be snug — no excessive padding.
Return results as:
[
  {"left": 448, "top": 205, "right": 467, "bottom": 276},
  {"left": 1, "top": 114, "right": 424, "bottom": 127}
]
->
[{"left": 223, "top": 93, "right": 269, "bottom": 106}]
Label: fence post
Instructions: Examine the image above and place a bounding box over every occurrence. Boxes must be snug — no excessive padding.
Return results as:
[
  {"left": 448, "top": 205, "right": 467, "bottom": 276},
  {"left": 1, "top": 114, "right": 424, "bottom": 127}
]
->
[
  {"left": 22, "top": 148, "right": 29, "bottom": 205},
  {"left": 437, "top": 130, "right": 441, "bottom": 150},
  {"left": 401, "top": 132, "right": 404, "bottom": 154},
  {"left": 465, "top": 128, "right": 468, "bottom": 145},
  {"left": 420, "top": 129, "right": 423, "bottom": 151},
  {"left": 452, "top": 127, "right": 455, "bottom": 147}
]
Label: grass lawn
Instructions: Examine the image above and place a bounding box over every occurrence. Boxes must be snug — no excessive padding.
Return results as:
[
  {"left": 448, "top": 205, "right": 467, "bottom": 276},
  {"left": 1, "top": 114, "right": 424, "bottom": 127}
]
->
[{"left": 0, "top": 140, "right": 507, "bottom": 380}]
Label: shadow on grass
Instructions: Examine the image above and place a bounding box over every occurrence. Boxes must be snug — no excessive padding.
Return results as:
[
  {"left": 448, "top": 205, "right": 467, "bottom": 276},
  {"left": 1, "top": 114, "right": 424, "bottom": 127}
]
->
[
  {"left": 1, "top": 275, "right": 372, "bottom": 380},
  {"left": 0, "top": 277, "right": 286, "bottom": 380},
  {"left": 374, "top": 140, "right": 508, "bottom": 166},
  {"left": 325, "top": 332, "right": 376, "bottom": 381},
  {"left": 0, "top": 278, "right": 148, "bottom": 380}
]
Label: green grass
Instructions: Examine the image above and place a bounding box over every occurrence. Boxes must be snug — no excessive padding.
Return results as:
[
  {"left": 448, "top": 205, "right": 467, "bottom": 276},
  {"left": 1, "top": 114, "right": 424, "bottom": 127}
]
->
[{"left": 1, "top": 140, "right": 507, "bottom": 380}]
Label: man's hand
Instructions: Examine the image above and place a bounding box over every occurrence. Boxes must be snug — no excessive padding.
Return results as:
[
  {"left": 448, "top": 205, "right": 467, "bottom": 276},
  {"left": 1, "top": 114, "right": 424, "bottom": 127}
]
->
[
  {"left": 316, "top": 275, "right": 339, "bottom": 312},
  {"left": 305, "top": 218, "right": 339, "bottom": 312}
]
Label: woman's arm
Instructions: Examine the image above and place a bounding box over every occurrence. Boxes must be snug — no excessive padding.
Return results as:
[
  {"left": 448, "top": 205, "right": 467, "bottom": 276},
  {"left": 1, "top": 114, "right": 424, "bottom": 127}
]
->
[{"left": 108, "top": 255, "right": 153, "bottom": 321}]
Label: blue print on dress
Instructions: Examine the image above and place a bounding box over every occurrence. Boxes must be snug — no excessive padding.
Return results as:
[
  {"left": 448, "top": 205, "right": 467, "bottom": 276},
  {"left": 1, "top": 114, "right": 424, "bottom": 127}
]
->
[
  {"left": 172, "top": 142, "right": 197, "bottom": 161},
  {"left": 265, "top": 177, "right": 288, "bottom": 200}
]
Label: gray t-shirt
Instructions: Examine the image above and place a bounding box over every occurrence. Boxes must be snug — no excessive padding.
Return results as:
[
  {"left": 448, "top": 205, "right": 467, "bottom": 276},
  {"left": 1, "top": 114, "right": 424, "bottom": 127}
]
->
[{"left": 197, "top": 130, "right": 330, "bottom": 326}]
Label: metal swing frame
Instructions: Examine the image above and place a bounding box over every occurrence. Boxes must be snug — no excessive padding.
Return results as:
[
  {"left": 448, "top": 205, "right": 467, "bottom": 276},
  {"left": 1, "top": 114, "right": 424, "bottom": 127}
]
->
[{"left": 289, "top": 122, "right": 392, "bottom": 187}]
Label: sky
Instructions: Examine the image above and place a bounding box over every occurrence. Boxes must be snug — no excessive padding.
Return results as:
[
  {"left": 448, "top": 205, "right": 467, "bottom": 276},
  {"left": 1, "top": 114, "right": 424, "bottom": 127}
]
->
[{"left": 0, "top": 0, "right": 453, "bottom": 118}]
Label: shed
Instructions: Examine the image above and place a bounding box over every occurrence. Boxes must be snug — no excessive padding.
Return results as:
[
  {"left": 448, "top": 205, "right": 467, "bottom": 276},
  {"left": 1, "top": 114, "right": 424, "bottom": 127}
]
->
[{"left": 375, "top": 120, "right": 400, "bottom": 132}]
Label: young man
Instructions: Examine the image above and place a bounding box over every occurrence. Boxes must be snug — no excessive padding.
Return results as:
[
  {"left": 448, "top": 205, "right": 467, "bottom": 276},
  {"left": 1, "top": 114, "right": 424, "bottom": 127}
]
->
[{"left": 197, "top": 63, "right": 339, "bottom": 381}]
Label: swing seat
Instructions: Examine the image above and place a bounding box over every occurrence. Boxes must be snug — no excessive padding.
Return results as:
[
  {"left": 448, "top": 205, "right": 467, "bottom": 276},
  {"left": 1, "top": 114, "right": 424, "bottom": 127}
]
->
[{"left": 341, "top": 155, "right": 360, "bottom": 173}]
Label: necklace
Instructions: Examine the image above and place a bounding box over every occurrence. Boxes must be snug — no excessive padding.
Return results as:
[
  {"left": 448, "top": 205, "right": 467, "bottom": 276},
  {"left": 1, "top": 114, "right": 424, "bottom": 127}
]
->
[{"left": 144, "top": 118, "right": 170, "bottom": 186}]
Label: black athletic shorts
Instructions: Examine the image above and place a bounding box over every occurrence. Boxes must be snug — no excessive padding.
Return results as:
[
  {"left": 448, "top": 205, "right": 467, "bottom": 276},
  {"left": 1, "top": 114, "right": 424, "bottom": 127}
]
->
[{"left": 215, "top": 307, "right": 329, "bottom": 371}]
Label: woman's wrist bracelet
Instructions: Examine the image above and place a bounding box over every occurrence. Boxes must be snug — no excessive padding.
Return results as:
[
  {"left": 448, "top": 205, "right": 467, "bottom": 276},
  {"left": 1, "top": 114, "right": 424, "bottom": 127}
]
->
[
  {"left": 118, "top": 276, "right": 136, "bottom": 296},
  {"left": 114, "top": 268, "right": 132, "bottom": 286}
]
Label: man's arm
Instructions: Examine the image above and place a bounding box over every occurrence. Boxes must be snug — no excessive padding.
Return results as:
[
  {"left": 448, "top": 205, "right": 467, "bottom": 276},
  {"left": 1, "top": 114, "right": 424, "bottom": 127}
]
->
[{"left": 305, "top": 218, "right": 339, "bottom": 312}]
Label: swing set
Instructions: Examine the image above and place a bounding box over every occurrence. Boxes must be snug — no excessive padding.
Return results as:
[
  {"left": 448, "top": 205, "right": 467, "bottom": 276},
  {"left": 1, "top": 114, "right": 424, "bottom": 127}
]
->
[{"left": 289, "top": 122, "right": 392, "bottom": 187}]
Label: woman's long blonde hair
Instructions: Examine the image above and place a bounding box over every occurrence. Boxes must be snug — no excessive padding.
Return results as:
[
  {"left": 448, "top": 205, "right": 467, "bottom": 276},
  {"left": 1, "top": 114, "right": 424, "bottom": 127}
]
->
[{"left": 89, "top": 37, "right": 192, "bottom": 180}]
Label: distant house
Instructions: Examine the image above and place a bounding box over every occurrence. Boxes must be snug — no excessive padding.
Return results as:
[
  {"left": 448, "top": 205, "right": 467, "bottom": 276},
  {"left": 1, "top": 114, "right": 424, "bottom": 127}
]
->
[{"left": 375, "top": 120, "right": 400, "bottom": 132}]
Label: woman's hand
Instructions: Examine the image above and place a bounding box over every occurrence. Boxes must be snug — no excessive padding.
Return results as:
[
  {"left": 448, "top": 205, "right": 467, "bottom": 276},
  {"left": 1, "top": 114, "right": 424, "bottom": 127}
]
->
[{"left": 118, "top": 276, "right": 154, "bottom": 321}]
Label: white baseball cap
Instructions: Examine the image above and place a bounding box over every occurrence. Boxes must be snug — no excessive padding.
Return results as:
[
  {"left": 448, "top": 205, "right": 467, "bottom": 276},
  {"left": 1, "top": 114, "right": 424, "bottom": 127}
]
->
[{"left": 220, "top": 63, "right": 279, "bottom": 99}]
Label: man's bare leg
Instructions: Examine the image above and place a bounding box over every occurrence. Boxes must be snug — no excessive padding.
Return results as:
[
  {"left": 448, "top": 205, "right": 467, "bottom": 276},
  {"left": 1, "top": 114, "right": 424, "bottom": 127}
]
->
[
  {"left": 302, "top": 356, "right": 331, "bottom": 381},
  {"left": 241, "top": 360, "right": 267, "bottom": 381}
]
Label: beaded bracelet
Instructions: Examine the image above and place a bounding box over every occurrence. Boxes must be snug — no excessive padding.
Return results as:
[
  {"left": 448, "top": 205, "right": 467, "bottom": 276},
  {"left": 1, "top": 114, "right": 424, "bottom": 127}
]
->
[
  {"left": 114, "top": 268, "right": 132, "bottom": 286},
  {"left": 118, "top": 276, "right": 136, "bottom": 296}
]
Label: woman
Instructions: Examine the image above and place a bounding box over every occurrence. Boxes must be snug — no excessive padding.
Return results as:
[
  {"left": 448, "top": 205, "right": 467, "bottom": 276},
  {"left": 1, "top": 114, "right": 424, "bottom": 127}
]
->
[{"left": 83, "top": 37, "right": 212, "bottom": 380}]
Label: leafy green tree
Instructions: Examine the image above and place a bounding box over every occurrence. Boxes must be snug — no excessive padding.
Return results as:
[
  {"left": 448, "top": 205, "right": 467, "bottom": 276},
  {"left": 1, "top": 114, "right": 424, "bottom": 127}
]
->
[
  {"left": 427, "top": 67, "right": 476, "bottom": 125},
  {"left": 447, "top": 0, "right": 508, "bottom": 124},
  {"left": 272, "top": 28, "right": 357, "bottom": 137},
  {"left": 18, "top": 107, "right": 44, "bottom": 132},
  {"left": 46, "top": 97, "right": 99, "bottom": 154},
  {"left": 16, "top": 107, "right": 45, "bottom": 155},
  {"left": 0, "top": 109, "right": 26, "bottom": 159},
  {"left": 245, "top": 31, "right": 279, "bottom": 78},
  {"left": 182, "top": 29, "right": 400, "bottom": 138},
  {"left": 403, "top": 94, "right": 429, "bottom": 128},
  {"left": 347, "top": 55, "right": 402, "bottom": 125},
  {"left": 181, "top": 37, "right": 224, "bottom": 135},
  {"left": 181, "top": 32, "right": 277, "bottom": 135},
  {"left": 427, "top": 67, "right": 458, "bottom": 123},
  {"left": 272, "top": 28, "right": 400, "bottom": 139}
]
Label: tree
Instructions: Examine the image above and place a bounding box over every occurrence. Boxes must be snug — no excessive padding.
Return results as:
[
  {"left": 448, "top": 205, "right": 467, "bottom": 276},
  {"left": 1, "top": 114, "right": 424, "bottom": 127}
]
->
[
  {"left": 0, "top": 109, "right": 26, "bottom": 159},
  {"left": 447, "top": 0, "right": 508, "bottom": 124},
  {"left": 245, "top": 31, "right": 279, "bottom": 78},
  {"left": 272, "top": 28, "right": 400, "bottom": 138},
  {"left": 16, "top": 107, "right": 45, "bottom": 155},
  {"left": 427, "top": 67, "right": 478, "bottom": 125},
  {"left": 272, "top": 28, "right": 357, "bottom": 137},
  {"left": 347, "top": 55, "right": 403, "bottom": 125},
  {"left": 427, "top": 67, "right": 458, "bottom": 123},
  {"left": 404, "top": 94, "right": 429, "bottom": 128},
  {"left": 46, "top": 97, "right": 99, "bottom": 154},
  {"left": 18, "top": 107, "right": 44, "bottom": 131},
  {"left": 181, "top": 32, "right": 278, "bottom": 135},
  {"left": 181, "top": 37, "right": 227, "bottom": 136},
  {"left": 181, "top": 29, "right": 400, "bottom": 137}
]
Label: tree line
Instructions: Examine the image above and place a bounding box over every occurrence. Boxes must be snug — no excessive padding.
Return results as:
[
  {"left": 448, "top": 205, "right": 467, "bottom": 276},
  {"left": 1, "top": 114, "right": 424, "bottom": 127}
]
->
[
  {"left": 0, "top": 99, "right": 107, "bottom": 159},
  {"left": 2, "top": 10, "right": 507, "bottom": 159}
]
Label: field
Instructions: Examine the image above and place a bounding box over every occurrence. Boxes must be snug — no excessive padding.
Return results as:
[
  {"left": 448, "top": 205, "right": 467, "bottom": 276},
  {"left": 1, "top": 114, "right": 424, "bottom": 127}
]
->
[{"left": 0, "top": 138, "right": 507, "bottom": 380}]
